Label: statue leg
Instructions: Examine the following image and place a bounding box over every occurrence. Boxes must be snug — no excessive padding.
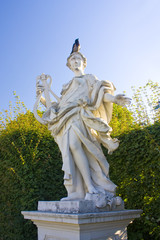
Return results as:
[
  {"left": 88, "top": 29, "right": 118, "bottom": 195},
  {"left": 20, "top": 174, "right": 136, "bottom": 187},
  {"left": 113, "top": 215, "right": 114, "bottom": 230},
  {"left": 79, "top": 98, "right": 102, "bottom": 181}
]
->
[
  {"left": 56, "top": 130, "right": 85, "bottom": 200},
  {"left": 61, "top": 169, "right": 85, "bottom": 201},
  {"left": 69, "top": 127, "right": 98, "bottom": 194}
]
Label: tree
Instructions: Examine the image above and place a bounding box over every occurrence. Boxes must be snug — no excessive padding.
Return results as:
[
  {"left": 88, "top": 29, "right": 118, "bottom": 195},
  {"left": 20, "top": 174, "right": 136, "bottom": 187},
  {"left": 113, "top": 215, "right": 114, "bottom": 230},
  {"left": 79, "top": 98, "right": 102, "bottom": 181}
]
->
[
  {"left": 0, "top": 80, "right": 159, "bottom": 239},
  {"left": 129, "top": 80, "right": 160, "bottom": 125}
]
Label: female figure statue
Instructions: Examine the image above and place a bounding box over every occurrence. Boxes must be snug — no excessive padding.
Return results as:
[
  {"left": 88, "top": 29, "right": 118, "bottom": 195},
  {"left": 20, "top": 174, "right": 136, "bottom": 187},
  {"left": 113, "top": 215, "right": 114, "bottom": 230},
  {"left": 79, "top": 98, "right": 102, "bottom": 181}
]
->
[{"left": 34, "top": 40, "right": 131, "bottom": 202}]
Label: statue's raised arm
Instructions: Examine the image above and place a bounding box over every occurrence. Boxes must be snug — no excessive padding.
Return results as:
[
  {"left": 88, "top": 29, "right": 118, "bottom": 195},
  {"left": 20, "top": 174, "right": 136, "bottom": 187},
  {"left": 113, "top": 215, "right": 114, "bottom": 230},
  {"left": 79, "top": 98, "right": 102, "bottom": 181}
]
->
[
  {"left": 34, "top": 39, "right": 131, "bottom": 210},
  {"left": 33, "top": 73, "right": 60, "bottom": 124}
]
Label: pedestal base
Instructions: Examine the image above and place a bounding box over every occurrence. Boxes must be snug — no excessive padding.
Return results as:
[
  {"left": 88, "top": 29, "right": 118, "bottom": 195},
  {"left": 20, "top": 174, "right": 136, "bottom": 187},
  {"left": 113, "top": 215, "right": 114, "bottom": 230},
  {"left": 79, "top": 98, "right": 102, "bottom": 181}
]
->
[{"left": 22, "top": 201, "right": 142, "bottom": 240}]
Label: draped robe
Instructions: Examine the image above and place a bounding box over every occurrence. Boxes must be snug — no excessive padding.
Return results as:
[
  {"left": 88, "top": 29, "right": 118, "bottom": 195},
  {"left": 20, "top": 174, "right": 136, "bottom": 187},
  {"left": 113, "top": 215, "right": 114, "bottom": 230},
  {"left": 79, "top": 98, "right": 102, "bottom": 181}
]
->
[{"left": 42, "top": 74, "right": 119, "bottom": 197}]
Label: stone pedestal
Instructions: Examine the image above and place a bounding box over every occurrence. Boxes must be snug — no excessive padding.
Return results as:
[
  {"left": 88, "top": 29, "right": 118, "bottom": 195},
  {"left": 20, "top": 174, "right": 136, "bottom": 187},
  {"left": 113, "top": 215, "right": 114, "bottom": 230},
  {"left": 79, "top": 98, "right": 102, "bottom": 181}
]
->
[{"left": 22, "top": 201, "right": 142, "bottom": 240}]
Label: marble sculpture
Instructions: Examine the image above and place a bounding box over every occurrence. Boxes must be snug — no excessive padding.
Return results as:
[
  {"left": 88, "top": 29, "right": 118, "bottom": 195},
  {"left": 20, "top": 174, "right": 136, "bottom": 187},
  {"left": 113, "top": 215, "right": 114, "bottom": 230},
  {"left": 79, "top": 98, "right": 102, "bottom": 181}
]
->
[{"left": 33, "top": 39, "right": 131, "bottom": 208}]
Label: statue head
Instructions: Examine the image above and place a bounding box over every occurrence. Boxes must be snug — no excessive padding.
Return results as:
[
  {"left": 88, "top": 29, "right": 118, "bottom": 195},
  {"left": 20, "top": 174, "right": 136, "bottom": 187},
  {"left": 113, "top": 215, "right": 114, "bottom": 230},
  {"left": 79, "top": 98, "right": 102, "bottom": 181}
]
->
[{"left": 66, "top": 52, "right": 87, "bottom": 71}]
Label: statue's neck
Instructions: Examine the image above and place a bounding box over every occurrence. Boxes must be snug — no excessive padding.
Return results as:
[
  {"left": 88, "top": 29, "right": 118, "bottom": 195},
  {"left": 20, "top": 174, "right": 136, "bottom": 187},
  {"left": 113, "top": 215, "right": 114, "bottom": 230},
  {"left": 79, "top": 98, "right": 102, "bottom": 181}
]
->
[{"left": 73, "top": 69, "right": 85, "bottom": 77}]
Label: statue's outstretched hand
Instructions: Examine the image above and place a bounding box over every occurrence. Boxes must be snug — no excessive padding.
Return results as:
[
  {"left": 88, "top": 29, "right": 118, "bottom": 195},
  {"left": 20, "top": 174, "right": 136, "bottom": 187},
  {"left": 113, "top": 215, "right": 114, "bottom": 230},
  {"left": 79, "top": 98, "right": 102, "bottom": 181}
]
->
[{"left": 114, "top": 94, "right": 131, "bottom": 107}]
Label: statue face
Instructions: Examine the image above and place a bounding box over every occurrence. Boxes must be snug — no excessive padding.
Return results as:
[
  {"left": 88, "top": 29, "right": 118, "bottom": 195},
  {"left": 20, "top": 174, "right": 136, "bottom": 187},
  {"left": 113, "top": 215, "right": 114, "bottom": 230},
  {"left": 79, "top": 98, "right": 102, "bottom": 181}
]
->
[{"left": 69, "top": 54, "right": 84, "bottom": 72}]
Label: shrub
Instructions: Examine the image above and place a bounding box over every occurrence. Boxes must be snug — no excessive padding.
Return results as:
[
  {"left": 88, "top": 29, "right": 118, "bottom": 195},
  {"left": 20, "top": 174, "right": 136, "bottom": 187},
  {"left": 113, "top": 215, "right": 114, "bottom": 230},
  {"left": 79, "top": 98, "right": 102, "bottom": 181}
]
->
[
  {"left": 0, "top": 110, "right": 66, "bottom": 240},
  {"left": 105, "top": 121, "right": 160, "bottom": 240},
  {"left": 0, "top": 80, "right": 159, "bottom": 240}
]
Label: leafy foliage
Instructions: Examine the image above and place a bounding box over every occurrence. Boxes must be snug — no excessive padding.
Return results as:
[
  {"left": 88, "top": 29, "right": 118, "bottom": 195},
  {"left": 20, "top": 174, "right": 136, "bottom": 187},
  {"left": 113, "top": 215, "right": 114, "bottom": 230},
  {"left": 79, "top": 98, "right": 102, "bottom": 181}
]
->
[
  {"left": 105, "top": 122, "right": 160, "bottom": 240},
  {"left": 110, "top": 104, "right": 135, "bottom": 136},
  {"left": 108, "top": 80, "right": 160, "bottom": 240},
  {"left": 129, "top": 80, "right": 160, "bottom": 125},
  {"left": 0, "top": 80, "right": 159, "bottom": 240},
  {"left": 0, "top": 99, "right": 66, "bottom": 240}
]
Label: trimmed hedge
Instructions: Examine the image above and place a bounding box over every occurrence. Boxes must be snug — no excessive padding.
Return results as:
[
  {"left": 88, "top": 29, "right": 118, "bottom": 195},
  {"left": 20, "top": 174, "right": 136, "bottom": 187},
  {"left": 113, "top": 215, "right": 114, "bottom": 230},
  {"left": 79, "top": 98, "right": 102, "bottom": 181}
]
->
[
  {"left": 0, "top": 111, "right": 66, "bottom": 240},
  {"left": 106, "top": 121, "right": 160, "bottom": 240},
  {"left": 0, "top": 107, "right": 160, "bottom": 239}
]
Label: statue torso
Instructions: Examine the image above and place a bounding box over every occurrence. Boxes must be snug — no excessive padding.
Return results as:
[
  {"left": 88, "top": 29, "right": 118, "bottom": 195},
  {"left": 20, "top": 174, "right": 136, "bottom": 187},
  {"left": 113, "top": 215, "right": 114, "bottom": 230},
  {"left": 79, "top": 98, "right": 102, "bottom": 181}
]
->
[{"left": 59, "top": 74, "right": 97, "bottom": 108}]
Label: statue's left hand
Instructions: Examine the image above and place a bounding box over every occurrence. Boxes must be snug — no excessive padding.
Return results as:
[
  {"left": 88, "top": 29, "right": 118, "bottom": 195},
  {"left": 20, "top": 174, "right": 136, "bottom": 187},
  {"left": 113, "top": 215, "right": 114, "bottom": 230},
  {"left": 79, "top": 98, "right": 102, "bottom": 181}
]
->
[{"left": 114, "top": 94, "right": 131, "bottom": 107}]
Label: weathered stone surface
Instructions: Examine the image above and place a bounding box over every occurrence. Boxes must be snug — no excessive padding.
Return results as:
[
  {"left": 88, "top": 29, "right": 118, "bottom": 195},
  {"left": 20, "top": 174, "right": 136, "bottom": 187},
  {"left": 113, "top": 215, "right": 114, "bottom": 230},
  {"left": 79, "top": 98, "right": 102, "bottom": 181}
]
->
[
  {"left": 33, "top": 39, "right": 131, "bottom": 201},
  {"left": 38, "top": 198, "right": 124, "bottom": 214},
  {"left": 25, "top": 39, "right": 139, "bottom": 240},
  {"left": 22, "top": 208, "right": 142, "bottom": 240},
  {"left": 85, "top": 193, "right": 124, "bottom": 211},
  {"left": 38, "top": 200, "right": 96, "bottom": 213}
]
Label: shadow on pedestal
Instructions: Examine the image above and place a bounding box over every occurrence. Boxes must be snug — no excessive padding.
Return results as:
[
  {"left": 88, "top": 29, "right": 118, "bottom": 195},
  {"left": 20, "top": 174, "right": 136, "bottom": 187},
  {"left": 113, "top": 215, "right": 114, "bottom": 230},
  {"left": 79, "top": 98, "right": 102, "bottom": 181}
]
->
[{"left": 22, "top": 200, "right": 142, "bottom": 240}]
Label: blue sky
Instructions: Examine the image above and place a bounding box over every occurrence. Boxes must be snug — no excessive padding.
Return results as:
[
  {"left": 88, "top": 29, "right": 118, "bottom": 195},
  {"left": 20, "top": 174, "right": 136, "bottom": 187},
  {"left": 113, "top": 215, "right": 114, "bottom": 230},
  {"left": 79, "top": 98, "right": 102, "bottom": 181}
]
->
[{"left": 0, "top": 0, "right": 160, "bottom": 112}]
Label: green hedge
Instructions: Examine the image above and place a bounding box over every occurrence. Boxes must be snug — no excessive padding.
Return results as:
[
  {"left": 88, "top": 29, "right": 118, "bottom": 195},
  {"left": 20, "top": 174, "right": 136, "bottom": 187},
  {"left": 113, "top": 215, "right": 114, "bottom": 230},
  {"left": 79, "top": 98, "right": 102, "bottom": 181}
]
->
[
  {"left": 0, "top": 111, "right": 66, "bottom": 240},
  {"left": 0, "top": 107, "right": 160, "bottom": 239},
  {"left": 106, "top": 121, "right": 160, "bottom": 240}
]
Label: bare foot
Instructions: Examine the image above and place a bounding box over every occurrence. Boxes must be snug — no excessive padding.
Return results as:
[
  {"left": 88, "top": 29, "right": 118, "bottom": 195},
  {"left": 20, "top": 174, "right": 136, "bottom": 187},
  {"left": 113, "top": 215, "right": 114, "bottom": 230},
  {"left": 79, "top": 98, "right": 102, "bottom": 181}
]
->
[
  {"left": 61, "top": 192, "right": 84, "bottom": 201},
  {"left": 88, "top": 185, "right": 98, "bottom": 194}
]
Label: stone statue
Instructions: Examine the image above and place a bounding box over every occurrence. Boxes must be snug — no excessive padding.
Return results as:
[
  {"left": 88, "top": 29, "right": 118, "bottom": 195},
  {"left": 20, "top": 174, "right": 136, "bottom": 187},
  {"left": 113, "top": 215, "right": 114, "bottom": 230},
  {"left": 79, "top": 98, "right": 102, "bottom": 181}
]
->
[{"left": 33, "top": 40, "right": 131, "bottom": 209}]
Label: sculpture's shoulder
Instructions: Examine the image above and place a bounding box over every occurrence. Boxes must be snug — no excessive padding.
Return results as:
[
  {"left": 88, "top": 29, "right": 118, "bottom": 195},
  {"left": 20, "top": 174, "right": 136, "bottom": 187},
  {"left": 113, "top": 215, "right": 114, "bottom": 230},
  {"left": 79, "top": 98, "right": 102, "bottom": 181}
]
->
[
  {"left": 85, "top": 74, "right": 116, "bottom": 91},
  {"left": 85, "top": 74, "right": 98, "bottom": 81},
  {"left": 101, "top": 80, "right": 116, "bottom": 91},
  {"left": 84, "top": 74, "right": 99, "bottom": 86}
]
